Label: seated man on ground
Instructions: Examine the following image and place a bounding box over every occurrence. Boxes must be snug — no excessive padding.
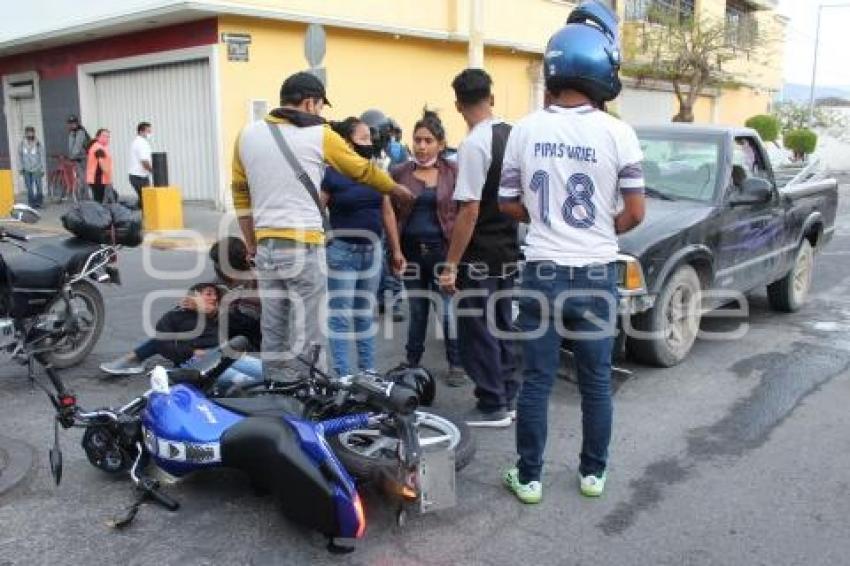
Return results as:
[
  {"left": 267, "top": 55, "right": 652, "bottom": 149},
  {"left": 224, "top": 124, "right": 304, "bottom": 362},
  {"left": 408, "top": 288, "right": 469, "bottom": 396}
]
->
[{"left": 100, "top": 282, "right": 263, "bottom": 394}]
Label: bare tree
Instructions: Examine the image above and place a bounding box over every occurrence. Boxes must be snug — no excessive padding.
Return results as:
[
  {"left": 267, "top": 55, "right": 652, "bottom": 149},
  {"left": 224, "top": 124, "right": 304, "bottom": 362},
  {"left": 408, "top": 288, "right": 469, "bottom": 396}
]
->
[{"left": 624, "top": 7, "right": 763, "bottom": 122}]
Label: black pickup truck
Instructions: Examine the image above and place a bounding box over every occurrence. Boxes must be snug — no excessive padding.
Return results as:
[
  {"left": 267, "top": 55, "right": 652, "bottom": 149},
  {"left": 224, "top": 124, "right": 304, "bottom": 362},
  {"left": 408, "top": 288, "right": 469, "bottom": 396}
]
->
[{"left": 615, "top": 124, "right": 838, "bottom": 367}]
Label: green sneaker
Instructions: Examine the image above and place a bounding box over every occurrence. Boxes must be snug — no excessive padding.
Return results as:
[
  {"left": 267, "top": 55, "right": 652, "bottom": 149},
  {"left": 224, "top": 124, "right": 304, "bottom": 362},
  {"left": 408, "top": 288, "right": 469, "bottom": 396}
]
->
[
  {"left": 503, "top": 468, "right": 542, "bottom": 504},
  {"left": 579, "top": 471, "right": 607, "bottom": 497}
]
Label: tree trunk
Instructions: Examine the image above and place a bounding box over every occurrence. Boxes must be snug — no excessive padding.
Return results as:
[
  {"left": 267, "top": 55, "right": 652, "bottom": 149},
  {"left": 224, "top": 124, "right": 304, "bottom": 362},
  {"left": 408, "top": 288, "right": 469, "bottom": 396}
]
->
[{"left": 672, "top": 106, "right": 695, "bottom": 122}]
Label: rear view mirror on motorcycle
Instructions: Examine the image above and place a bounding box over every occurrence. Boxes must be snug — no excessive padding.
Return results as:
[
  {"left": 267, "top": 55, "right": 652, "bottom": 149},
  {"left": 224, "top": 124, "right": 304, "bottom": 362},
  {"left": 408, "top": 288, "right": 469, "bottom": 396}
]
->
[{"left": 10, "top": 203, "right": 41, "bottom": 224}]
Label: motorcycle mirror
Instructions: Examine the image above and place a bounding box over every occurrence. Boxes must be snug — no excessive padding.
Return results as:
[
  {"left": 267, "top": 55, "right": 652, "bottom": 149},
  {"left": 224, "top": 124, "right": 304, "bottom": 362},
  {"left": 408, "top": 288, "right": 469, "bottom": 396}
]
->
[{"left": 11, "top": 203, "right": 41, "bottom": 224}]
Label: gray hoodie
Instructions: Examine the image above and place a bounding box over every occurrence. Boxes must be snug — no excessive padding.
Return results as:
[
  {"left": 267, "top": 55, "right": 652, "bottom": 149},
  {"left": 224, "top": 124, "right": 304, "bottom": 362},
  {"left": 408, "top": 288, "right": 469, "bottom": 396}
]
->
[{"left": 18, "top": 139, "right": 43, "bottom": 174}]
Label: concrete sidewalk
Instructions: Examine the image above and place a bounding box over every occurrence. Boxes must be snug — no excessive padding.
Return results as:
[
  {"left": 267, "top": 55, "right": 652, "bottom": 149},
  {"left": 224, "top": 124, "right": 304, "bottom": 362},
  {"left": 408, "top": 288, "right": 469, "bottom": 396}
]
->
[{"left": 17, "top": 198, "right": 235, "bottom": 250}]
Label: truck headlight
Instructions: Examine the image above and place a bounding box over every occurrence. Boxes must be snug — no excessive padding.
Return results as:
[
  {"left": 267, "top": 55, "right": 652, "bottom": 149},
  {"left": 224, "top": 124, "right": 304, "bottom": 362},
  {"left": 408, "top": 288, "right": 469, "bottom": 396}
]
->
[{"left": 616, "top": 254, "right": 646, "bottom": 294}]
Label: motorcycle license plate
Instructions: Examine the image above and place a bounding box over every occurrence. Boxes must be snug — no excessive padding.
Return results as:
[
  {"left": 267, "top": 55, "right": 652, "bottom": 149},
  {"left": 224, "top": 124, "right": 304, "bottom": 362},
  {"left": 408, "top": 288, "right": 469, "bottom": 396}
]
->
[{"left": 417, "top": 448, "right": 456, "bottom": 513}]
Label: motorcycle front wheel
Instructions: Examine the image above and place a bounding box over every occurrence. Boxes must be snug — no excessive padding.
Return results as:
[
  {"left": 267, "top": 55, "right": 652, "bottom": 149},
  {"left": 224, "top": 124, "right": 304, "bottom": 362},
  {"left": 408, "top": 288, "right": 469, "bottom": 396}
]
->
[
  {"left": 328, "top": 409, "right": 475, "bottom": 482},
  {"left": 45, "top": 280, "right": 105, "bottom": 369}
]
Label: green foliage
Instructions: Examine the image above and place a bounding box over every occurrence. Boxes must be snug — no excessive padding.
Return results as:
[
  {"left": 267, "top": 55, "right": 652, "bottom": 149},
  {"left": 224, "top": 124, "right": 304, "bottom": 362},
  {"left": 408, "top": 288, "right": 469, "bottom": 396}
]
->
[
  {"left": 745, "top": 115, "right": 780, "bottom": 142},
  {"left": 784, "top": 128, "right": 818, "bottom": 158},
  {"left": 772, "top": 101, "right": 845, "bottom": 132}
]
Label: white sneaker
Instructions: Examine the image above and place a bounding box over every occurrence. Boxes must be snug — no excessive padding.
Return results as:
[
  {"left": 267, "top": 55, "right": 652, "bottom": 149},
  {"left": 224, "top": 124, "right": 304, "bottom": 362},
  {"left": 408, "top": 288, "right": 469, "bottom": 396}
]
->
[{"left": 579, "top": 471, "right": 607, "bottom": 497}]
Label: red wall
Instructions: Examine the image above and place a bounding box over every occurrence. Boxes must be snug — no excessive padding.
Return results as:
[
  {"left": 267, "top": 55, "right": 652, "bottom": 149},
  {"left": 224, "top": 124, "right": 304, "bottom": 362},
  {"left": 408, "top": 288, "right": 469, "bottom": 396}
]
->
[{"left": 0, "top": 18, "right": 218, "bottom": 79}]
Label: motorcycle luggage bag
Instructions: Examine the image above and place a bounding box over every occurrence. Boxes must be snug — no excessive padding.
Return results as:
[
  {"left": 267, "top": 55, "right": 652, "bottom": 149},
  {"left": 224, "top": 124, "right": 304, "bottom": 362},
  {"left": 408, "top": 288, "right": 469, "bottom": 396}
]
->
[
  {"left": 221, "top": 416, "right": 340, "bottom": 536},
  {"left": 61, "top": 202, "right": 142, "bottom": 247}
]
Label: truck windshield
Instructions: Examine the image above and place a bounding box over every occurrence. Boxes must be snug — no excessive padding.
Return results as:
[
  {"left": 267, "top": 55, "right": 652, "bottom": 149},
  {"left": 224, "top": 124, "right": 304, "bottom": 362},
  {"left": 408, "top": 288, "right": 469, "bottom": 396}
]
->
[{"left": 638, "top": 135, "right": 722, "bottom": 202}]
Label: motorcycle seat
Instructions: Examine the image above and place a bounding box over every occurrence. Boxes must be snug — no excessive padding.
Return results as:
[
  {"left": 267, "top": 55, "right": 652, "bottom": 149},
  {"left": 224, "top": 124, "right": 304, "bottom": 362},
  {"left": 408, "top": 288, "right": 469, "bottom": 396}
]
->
[
  {"left": 213, "top": 395, "right": 304, "bottom": 418},
  {"left": 4, "top": 238, "right": 103, "bottom": 289}
]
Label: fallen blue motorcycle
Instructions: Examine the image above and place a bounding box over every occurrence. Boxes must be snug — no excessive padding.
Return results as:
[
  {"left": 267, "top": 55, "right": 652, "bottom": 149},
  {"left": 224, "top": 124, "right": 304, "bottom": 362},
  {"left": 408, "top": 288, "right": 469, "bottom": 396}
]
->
[{"left": 36, "top": 337, "right": 422, "bottom": 552}]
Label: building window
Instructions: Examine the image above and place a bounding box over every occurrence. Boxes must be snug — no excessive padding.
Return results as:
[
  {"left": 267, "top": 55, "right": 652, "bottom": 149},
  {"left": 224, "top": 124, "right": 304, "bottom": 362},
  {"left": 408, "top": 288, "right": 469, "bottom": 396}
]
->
[
  {"left": 725, "top": 1, "right": 758, "bottom": 48},
  {"left": 625, "top": 0, "right": 694, "bottom": 23}
]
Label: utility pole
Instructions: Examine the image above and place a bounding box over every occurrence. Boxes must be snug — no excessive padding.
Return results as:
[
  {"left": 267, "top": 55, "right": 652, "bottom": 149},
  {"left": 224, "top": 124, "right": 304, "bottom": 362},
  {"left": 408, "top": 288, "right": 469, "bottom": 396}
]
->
[
  {"left": 469, "top": 0, "right": 484, "bottom": 68},
  {"left": 809, "top": 3, "right": 850, "bottom": 126}
]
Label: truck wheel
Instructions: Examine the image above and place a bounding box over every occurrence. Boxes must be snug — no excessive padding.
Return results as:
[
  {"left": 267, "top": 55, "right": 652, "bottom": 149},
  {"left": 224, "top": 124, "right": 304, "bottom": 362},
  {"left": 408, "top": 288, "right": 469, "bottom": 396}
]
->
[
  {"left": 767, "top": 239, "right": 813, "bottom": 313},
  {"left": 627, "top": 265, "right": 702, "bottom": 367}
]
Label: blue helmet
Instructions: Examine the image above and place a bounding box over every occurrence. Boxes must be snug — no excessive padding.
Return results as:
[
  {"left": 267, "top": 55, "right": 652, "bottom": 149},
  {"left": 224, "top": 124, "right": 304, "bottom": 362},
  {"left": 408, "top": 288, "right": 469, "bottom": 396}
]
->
[{"left": 544, "top": 1, "right": 622, "bottom": 102}]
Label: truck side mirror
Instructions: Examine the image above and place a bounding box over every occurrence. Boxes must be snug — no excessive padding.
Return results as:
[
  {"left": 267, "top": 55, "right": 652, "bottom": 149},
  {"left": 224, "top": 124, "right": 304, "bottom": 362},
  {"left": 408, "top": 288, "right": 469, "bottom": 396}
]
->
[{"left": 730, "top": 177, "right": 772, "bottom": 206}]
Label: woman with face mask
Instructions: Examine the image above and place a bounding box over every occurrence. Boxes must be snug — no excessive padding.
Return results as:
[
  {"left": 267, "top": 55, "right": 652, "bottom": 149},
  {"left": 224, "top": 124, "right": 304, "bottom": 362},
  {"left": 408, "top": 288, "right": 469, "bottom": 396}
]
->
[
  {"left": 86, "top": 128, "right": 114, "bottom": 203},
  {"left": 18, "top": 126, "right": 44, "bottom": 208},
  {"left": 389, "top": 110, "right": 466, "bottom": 386},
  {"left": 321, "top": 117, "right": 405, "bottom": 378}
]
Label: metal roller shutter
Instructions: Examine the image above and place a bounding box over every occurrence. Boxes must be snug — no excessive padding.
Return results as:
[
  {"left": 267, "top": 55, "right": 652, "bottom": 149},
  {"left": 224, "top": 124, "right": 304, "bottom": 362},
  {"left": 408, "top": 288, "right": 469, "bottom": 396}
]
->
[
  {"left": 92, "top": 59, "right": 215, "bottom": 201},
  {"left": 618, "top": 88, "right": 676, "bottom": 126}
]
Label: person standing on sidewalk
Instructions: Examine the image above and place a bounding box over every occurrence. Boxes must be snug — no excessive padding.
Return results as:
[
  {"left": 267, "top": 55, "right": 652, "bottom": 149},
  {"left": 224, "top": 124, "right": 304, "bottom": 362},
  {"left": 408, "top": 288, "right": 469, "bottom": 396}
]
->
[
  {"left": 323, "top": 116, "right": 405, "bottom": 377},
  {"left": 498, "top": 2, "right": 645, "bottom": 503},
  {"left": 66, "top": 115, "right": 89, "bottom": 200},
  {"left": 86, "top": 129, "right": 113, "bottom": 204},
  {"left": 391, "top": 110, "right": 466, "bottom": 386},
  {"left": 129, "top": 121, "right": 153, "bottom": 210},
  {"left": 440, "top": 68, "right": 520, "bottom": 428},
  {"left": 18, "top": 127, "right": 44, "bottom": 208},
  {"left": 231, "top": 72, "right": 413, "bottom": 383}
]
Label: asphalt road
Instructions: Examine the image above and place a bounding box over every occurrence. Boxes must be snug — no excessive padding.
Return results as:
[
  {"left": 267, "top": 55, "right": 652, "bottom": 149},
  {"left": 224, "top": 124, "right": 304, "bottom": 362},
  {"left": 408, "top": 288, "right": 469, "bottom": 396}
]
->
[{"left": 2, "top": 181, "right": 850, "bottom": 566}]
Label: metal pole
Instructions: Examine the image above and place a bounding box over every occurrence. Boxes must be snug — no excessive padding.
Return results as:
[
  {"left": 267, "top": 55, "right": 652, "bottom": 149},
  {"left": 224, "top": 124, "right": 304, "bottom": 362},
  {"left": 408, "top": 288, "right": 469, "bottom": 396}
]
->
[
  {"left": 808, "top": 3, "right": 850, "bottom": 126},
  {"left": 469, "top": 0, "right": 484, "bottom": 68},
  {"left": 808, "top": 5, "right": 822, "bottom": 126}
]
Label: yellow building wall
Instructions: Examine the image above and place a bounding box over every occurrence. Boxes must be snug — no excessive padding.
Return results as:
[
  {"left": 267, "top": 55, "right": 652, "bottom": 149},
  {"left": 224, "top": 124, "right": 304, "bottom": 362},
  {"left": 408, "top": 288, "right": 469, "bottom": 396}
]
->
[
  {"left": 206, "top": 0, "right": 573, "bottom": 52},
  {"left": 693, "top": 95, "right": 714, "bottom": 124},
  {"left": 217, "top": 14, "right": 539, "bottom": 189},
  {"left": 717, "top": 86, "right": 771, "bottom": 126}
]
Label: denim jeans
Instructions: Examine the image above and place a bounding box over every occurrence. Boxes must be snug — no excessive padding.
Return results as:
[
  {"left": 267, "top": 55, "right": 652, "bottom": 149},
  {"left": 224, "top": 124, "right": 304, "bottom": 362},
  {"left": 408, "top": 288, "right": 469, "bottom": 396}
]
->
[
  {"left": 515, "top": 261, "right": 619, "bottom": 482},
  {"left": 23, "top": 171, "right": 43, "bottom": 206},
  {"left": 403, "top": 241, "right": 461, "bottom": 367},
  {"left": 215, "top": 355, "right": 264, "bottom": 393},
  {"left": 378, "top": 235, "right": 404, "bottom": 314},
  {"left": 326, "top": 238, "right": 382, "bottom": 376},
  {"left": 255, "top": 238, "right": 328, "bottom": 382},
  {"left": 133, "top": 339, "right": 264, "bottom": 393}
]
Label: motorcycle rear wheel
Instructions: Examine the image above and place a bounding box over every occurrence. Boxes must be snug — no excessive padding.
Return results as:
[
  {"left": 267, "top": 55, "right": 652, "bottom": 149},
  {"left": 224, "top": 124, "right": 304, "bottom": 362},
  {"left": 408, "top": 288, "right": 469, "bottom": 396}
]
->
[{"left": 44, "top": 280, "right": 105, "bottom": 369}]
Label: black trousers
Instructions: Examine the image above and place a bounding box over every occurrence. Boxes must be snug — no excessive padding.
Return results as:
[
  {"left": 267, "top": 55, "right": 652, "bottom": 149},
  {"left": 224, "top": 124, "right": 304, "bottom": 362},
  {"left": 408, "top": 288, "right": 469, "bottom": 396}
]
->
[
  {"left": 456, "top": 270, "right": 519, "bottom": 411},
  {"left": 129, "top": 175, "right": 150, "bottom": 210},
  {"left": 89, "top": 183, "right": 106, "bottom": 203}
]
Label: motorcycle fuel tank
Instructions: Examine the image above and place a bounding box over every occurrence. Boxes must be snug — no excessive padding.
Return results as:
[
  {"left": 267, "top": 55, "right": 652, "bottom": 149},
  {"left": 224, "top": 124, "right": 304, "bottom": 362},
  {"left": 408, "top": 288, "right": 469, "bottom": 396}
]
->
[{"left": 142, "top": 384, "right": 242, "bottom": 476}]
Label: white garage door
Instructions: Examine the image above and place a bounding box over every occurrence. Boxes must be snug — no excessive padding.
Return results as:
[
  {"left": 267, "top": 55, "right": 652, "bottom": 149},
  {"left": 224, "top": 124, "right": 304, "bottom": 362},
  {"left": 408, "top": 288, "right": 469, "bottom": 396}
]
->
[
  {"left": 92, "top": 59, "right": 215, "bottom": 201},
  {"left": 618, "top": 87, "right": 676, "bottom": 127}
]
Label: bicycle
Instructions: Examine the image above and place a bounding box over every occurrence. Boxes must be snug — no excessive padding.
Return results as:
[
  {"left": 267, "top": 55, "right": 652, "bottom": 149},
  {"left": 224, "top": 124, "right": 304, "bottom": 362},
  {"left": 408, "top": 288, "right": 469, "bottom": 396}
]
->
[{"left": 47, "top": 155, "right": 88, "bottom": 203}]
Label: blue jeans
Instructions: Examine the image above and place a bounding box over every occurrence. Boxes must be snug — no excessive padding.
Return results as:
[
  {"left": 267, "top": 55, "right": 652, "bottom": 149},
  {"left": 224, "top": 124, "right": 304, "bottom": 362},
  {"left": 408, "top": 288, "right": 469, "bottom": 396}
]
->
[
  {"left": 23, "top": 171, "right": 43, "bottom": 206},
  {"left": 378, "top": 235, "right": 404, "bottom": 314},
  {"left": 403, "top": 241, "right": 461, "bottom": 367},
  {"left": 326, "top": 239, "right": 382, "bottom": 376},
  {"left": 515, "top": 262, "right": 618, "bottom": 482},
  {"left": 134, "top": 339, "right": 263, "bottom": 393},
  {"left": 215, "top": 355, "right": 264, "bottom": 393}
]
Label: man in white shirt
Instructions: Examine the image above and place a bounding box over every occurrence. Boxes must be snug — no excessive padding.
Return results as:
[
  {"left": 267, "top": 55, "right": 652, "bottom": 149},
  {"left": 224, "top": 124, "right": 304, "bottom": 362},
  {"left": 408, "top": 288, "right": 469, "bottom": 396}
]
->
[
  {"left": 498, "top": 1, "right": 645, "bottom": 504},
  {"left": 440, "top": 68, "right": 519, "bottom": 428},
  {"left": 129, "top": 121, "right": 153, "bottom": 210}
]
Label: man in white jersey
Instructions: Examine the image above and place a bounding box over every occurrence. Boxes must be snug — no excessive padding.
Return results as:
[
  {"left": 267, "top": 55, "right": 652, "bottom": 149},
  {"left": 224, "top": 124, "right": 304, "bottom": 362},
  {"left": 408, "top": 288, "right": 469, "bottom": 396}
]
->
[{"left": 498, "top": 0, "right": 645, "bottom": 504}]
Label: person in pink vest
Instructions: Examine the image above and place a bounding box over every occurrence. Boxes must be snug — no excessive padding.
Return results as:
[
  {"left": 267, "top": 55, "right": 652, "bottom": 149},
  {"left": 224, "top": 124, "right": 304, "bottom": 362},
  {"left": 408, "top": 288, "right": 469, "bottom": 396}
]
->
[{"left": 86, "top": 128, "right": 113, "bottom": 203}]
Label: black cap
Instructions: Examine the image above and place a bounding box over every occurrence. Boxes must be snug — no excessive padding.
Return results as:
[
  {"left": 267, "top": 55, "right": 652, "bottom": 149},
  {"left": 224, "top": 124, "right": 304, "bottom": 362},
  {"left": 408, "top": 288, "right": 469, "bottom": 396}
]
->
[{"left": 280, "top": 72, "right": 331, "bottom": 106}]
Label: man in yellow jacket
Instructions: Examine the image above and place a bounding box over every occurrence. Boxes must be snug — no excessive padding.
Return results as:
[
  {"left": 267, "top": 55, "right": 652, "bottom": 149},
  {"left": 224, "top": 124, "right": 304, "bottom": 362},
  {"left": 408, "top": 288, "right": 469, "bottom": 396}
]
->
[{"left": 232, "top": 71, "right": 412, "bottom": 381}]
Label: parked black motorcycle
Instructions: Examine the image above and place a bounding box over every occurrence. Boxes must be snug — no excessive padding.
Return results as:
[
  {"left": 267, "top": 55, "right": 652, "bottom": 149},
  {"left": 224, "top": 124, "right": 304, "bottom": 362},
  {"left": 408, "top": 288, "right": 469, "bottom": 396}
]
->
[{"left": 0, "top": 204, "right": 120, "bottom": 369}]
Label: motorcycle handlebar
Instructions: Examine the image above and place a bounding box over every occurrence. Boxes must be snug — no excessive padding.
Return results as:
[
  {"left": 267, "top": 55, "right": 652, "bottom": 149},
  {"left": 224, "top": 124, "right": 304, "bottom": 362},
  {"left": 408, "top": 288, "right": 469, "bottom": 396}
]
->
[{"left": 349, "top": 375, "right": 418, "bottom": 416}]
